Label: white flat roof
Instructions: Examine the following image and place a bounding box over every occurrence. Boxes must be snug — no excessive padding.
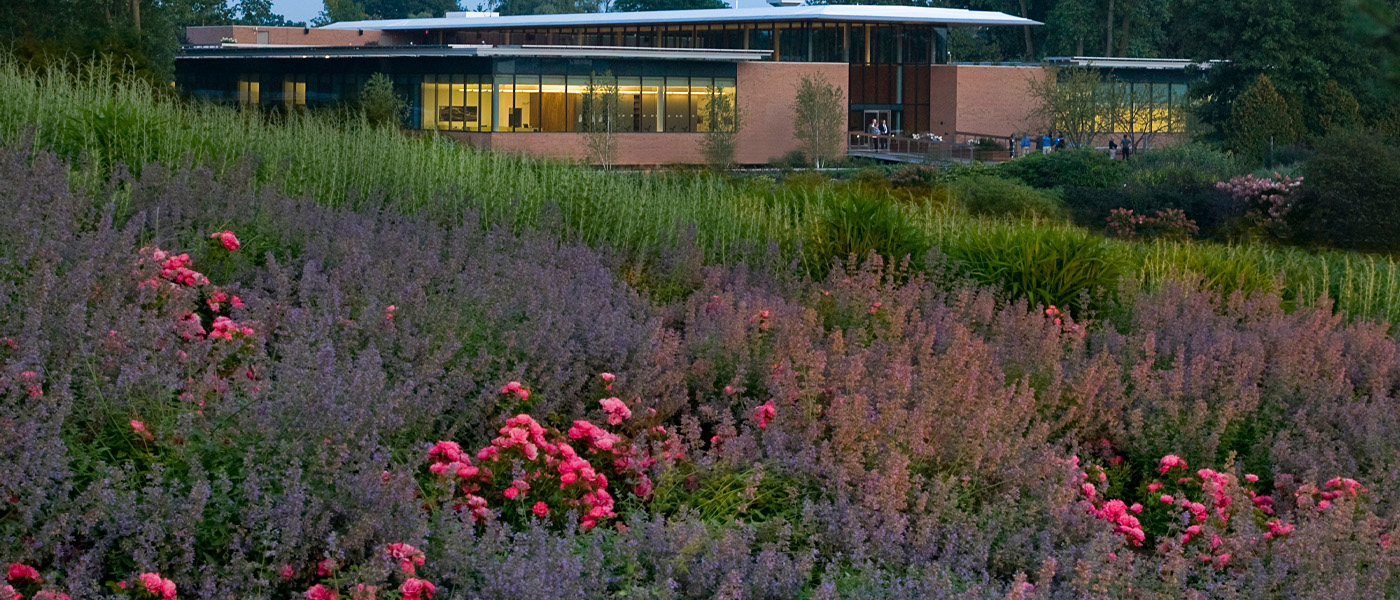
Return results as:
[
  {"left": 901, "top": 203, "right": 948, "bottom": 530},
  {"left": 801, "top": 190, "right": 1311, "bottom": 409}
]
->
[
  {"left": 179, "top": 44, "right": 773, "bottom": 62},
  {"left": 319, "top": 5, "right": 1040, "bottom": 31},
  {"left": 1045, "top": 56, "right": 1217, "bottom": 70}
]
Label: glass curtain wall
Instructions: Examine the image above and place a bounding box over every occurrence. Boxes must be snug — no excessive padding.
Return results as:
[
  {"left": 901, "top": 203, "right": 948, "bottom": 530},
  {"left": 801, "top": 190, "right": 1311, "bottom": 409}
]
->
[{"left": 420, "top": 73, "right": 726, "bottom": 133}]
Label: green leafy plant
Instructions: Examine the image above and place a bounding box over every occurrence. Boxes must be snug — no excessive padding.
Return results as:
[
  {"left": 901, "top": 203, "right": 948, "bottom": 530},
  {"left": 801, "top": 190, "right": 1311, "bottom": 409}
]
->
[
  {"left": 805, "top": 192, "right": 928, "bottom": 274},
  {"left": 360, "top": 72, "right": 404, "bottom": 129},
  {"left": 941, "top": 174, "right": 1063, "bottom": 219},
  {"left": 999, "top": 148, "right": 1124, "bottom": 189},
  {"left": 941, "top": 225, "right": 1124, "bottom": 311}
]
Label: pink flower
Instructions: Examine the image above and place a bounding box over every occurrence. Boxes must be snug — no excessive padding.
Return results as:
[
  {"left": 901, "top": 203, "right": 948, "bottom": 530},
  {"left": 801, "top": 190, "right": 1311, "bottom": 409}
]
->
[
  {"left": 399, "top": 579, "right": 435, "bottom": 600},
  {"left": 130, "top": 420, "right": 154, "bottom": 442},
  {"left": 138, "top": 572, "right": 177, "bottom": 600},
  {"left": 385, "top": 543, "right": 426, "bottom": 575},
  {"left": 600, "top": 372, "right": 615, "bottom": 390},
  {"left": 1159, "top": 454, "right": 1187, "bottom": 474},
  {"left": 2, "top": 584, "right": 19, "bottom": 600},
  {"left": 316, "top": 558, "right": 337, "bottom": 576},
  {"left": 31, "top": 592, "right": 68, "bottom": 600},
  {"left": 351, "top": 584, "right": 377, "bottom": 600},
  {"left": 1318, "top": 499, "right": 1332, "bottom": 510},
  {"left": 278, "top": 564, "right": 295, "bottom": 580},
  {"left": 533, "top": 501, "right": 549, "bottom": 517},
  {"left": 6, "top": 564, "right": 40, "bottom": 583},
  {"left": 210, "top": 230, "right": 241, "bottom": 251},
  {"left": 1160, "top": 494, "right": 1175, "bottom": 504},
  {"left": 1081, "top": 483, "right": 1096, "bottom": 498},
  {"left": 752, "top": 400, "right": 776, "bottom": 429},
  {"left": 1147, "top": 482, "right": 1162, "bottom": 492},
  {"left": 599, "top": 397, "right": 631, "bottom": 425},
  {"left": 1245, "top": 473, "right": 1259, "bottom": 483},
  {"left": 306, "top": 584, "right": 338, "bottom": 600},
  {"left": 503, "top": 486, "right": 519, "bottom": 500},
  {"left": 1129, "top": 503, "right": 1143, "bottom": 514}
]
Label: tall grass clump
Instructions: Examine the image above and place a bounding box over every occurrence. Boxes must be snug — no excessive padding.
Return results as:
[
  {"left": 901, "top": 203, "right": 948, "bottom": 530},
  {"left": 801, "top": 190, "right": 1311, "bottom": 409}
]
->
[
  {"left": 938, "top": 223, "right": 1124, "bottom": 312},
  {"left": 804, "top": 191, "right": 928, "bottom": 273}
]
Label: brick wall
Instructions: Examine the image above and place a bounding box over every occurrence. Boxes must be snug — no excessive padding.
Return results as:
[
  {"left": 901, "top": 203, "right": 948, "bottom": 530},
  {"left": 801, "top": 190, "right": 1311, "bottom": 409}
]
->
[
  {"left": 185, "top": 26, "right": 383, "bottom": 46},
  {"left": 926, "top": 64, "right": 1045, "bottom": 139},
  {"left": 734, "top": 61, "right": 849, "bottom": 164}
]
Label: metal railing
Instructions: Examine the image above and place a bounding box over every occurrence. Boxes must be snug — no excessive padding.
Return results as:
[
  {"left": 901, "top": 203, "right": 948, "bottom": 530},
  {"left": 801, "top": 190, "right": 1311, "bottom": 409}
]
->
[{"left": 848, "top": 132, "right": 1013, "bottom": 163}]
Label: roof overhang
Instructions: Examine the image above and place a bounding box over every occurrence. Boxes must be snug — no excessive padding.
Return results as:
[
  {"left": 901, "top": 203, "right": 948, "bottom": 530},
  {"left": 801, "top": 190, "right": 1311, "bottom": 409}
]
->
[
  {"left": 1044, "top": 56, "right": 1217, "bottom": 70},
  {"left": 177, "top": 44, "right": 773, "bottom": 62},
  {"left": 318, "top": 5, "right": 1040, "bottom": 31}
]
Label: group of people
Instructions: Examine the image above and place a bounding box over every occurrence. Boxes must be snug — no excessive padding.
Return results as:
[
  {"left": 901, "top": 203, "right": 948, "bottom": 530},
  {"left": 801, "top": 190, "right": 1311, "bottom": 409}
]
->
[
  {"left": 868, "top": 118, "right": 891, "bottom": 150},
  {"left": 1010, "top": 132, "right": 1136, "bottom": 160}
]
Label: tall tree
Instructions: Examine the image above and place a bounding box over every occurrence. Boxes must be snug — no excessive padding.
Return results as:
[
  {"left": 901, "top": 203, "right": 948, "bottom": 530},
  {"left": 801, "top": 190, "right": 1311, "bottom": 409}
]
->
[
  {"left": 235, "top": 0, "right": 292, "bottom": 25},
  {"left": 1226, "top": 74, "right": 1301, "bottom": 161},
  {"left": 315, "top": 0, "right": 369, "bottom": 24},
  {"left": 360, "top": 0, "right": 461, "bottom": 18},
  {"left": 613, "top": 0, "right": 726, "bottom": 11},
  {"left": 791, "top": 72, "right": 846, "bottom": 169},
  {"left": 699, "top": 85, "right": 741, "bottom": 170}
]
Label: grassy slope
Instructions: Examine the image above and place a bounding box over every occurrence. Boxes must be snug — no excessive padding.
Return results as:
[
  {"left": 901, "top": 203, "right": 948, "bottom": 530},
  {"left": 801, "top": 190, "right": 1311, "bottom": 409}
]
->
[{"left": 4, "top": 58, "right": 1399, "bottom": 324}]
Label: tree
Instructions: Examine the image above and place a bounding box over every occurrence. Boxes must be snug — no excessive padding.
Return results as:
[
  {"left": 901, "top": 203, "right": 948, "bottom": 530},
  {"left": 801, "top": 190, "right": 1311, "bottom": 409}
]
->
[
  {"left": 490, "top": 0, "right": 602, "bottom": 15},
  {"left": 581, "top": 73, "right": 625, "bottom": 169},
  {"left": 613, "top": 0, "right": 725, "bottom": 10},
  {"left": 699, "top": 85, "right": 741, "bottom": 170},
  {"left": 791, "top": 72, "right": 845, "bottom": 169},
  {"left": 1225, "top": 74, "right": 1301, "bottom": 162},
  {"left": 1314, "top": 79, "right": 1362, "bottom": 135},
  {"left": 315, "top": 0, "right": 369, "bottom": 25},
  {"left": 362, "top": 73, "right": 405, "bottom": 128},
  {"left": 235, "top": 0, "right": 292, "bottom": 26},
  {"left": 360, "top": 0, "right": 461, "bottom": 19}
]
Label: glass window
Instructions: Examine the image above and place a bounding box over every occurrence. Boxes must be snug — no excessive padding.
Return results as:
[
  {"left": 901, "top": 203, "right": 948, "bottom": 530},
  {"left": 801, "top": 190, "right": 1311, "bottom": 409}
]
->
[
  {"left": 238, "top": 75, "right": 260, "bottom": 106},
  {"left": 618, "top": 76, "right": 642, "bottom": 133},
  {"left": 420, "top": 74, "right": 439, "bottom": 129},
  {"left": 567, "top": 75, "right": 590, "bottom": 132},
  {"left": 641, "top": 77, "right": 662, "bottom": 133},
  {"left": 541, "top": 75, "right": 567, "bottom": 132},
  {"left": 515, "top": 74, "right": 540, "bottom": 131},
  {"left": 282, "top": 74, "right": 306, "bottom": 107},
  {"left": 495, "top": 74, "right": 516, "bottom": 131},
  {"left": 665, "top": 77, "right": 690, "bottom": 132}
]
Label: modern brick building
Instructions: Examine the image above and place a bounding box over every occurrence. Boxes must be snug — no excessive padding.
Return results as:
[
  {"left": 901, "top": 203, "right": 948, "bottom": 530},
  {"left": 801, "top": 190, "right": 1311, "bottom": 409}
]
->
[{"left": 176, "top": 7, "right": 1199, "bottom": 164}]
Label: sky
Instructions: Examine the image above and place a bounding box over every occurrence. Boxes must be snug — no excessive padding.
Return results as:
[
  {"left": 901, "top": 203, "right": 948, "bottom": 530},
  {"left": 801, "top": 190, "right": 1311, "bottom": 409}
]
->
[{"left": 272, "top": 0, "right": 778, "bottom": 24}]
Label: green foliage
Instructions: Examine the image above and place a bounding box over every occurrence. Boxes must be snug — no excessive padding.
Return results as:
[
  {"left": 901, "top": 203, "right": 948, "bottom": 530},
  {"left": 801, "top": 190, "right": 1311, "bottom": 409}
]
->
[
  {"left": 581, "top": 72, "right": 625, "bottom": 169},
  {"left": 613, "top": 0, "right": 725, "bottom": 10},
  {"left": 490, "top": 0, "right": 602, "bottom": 16},
  {"left": 1294, "top": 129, "right": 1400, "bottom": 251},
  {"left": 791, "top": 72, "right": 846, "bottom": 169},
  {"left": 643, "top": 464, "right": 802, "bottom": 524},
  {"left": 1226, "top": 74, "right": 1302, "bottom": 162},
  {"left": 699, "top": 85, "right": 740, "bottom": 170},
  {"left": 1314, "top": 79, "right": 1363, "bottom": 135},
  {"left": 999, "top": 148, "right": 1124, "bottom": 189},
  {"left": 314, "top": 0, "right": 369, "bottom": 24},
  {"left": 359, "top": 0, "right": 461, "bottom": 19},
  {"left": 360, "top": 72, "right": 404, "bottom": 129},
  {"left": 940, "top": 224, "right": 1124, "bottom": 312},
  {"left": 942, "top": 174, "right": 1063, "bottom": 219},
  {"left": 806, "top": 192, "right": 928, "bottom": 273},
  {"left": 1124, "top": 143, "right": 1243, "bottom": 186}
]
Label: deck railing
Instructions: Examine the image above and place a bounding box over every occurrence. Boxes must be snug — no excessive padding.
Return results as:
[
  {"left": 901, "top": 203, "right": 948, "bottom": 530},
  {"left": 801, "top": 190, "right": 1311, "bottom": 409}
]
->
[{"left": 848, "top": 132, "right": 1013, "bottom": 163}]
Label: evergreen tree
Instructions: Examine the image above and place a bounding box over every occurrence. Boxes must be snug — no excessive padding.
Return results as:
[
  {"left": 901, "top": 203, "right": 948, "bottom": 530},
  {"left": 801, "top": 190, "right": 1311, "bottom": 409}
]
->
[
  {"left": 1314, "top": 79, "right": 1362, "bottom": 135},
  {"left": 1226, "top": 74, "right": 1301, "bottom": 162}
]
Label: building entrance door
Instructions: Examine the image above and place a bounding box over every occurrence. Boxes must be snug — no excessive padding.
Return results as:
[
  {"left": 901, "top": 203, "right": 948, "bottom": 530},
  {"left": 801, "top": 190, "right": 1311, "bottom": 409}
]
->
[{"left": 862, "top": 110, "right": 891, "bottom": 149}]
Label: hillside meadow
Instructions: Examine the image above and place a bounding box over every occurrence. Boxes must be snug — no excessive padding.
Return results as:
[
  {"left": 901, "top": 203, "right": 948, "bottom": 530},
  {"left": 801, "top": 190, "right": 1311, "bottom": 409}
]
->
[{"left": 2, "top": 58, "right": 1400, "bottom": 598}]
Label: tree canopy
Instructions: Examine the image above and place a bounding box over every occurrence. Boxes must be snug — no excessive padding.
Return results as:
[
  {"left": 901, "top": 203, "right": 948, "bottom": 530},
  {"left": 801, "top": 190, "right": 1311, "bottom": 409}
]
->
[{"left": 612, "top": 0, "right": 726, "bottom": 12}]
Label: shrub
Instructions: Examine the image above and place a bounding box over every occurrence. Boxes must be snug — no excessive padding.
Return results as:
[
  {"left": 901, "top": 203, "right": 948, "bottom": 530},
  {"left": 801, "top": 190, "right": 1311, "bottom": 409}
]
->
[
  {"left": 1126, "top": 143, "right": 1243, "bottom": 187},
  {"left": 888, "top": 164, "right": 937, "bottom": 188},
  {"left": 1293, "top": 129, "right": 1400, "bottom": 251},
  {"left": 939, "top": 225, "right": 1124, "bottom": 311},
  {"left": 941, "top": 174, "right": 1063, "bottom": 219},
  {"left": 1106, "top": 207, "right": 1200, "bottom": 241},
  {"left": 998, "top": 148, "right": 1124, "bottom": 189},
  {"left": 805, "top": 192, "right": 928, "bottom": 273},
  {"left": 361, "top": 73, "right": 404, "bottom": 128},
  {"left": 771, "top": 149, "right": 808, "bottom": 170},
  {"left": 1062, "top": 180, "right": 1228, "bottom": 238},
  {"left": 1215, "top": 173, "right": 1303, "bottom": 239}
]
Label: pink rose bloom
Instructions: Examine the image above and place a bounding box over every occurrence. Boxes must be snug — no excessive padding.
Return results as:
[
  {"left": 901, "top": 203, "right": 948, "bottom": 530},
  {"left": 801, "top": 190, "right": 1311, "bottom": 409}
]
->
[
  {"left": 2, "top": 584, "right": 19, "bottom": 600},
  {"left": 1245, "top": 473, "right": 1259, "bottom": 483},
  {"left": 1318, "top": 499, "right": 1332, "bottom": 510},
  {"left": 316, "top": 559, "right": 337, "bottom": 576},
  {"left": 599, "top": 397, "right": 631, "bottom": 425},
  {"left": 31, "top": 592, "right": 68, "bottom": 600},
  {"left": 130, "top": 420, "right": 154, "bottom": 442},
  {"left": 532, "top": 502, "right": 549, "bottom": 517},
  {"left": 600, "top": 372, "right": 615, "bottom": 390},
  {"left": 1146, "top": 482, "right": 1162, "bottom": 492},
  {"left": 1081, "top": 483, "right": 1096, "bottom": 498},
  {"left": 351, "top": 584, "right": 377, "bottom": 600},
  {"left": 306, "top": 584, "right": 338, "bottom": 600},
  {"left": 7, "top": 563, "right": 41, "bottom": 583},
  {"left": 1160, "top": 494, "right": 1174, "bottom": 504},
  {"left": 752, "top": 400, "right": 776, "bottom": 429},
  {"left": 278, "top": 564, "right": 295, "bottom": 580},
  {"left": 210, "top": 230, "right": 241, "bottom": 251},
  {"left": 503, "top": 487, "right": 519, "bottom": 500},
  {"left": 138, "top": 573, "right": 177, "bottom": 600},
  {"left": 1129, "top": 503, "right": 1143, "bottom": 513},
  {"left": 1159, "top": 454, "right": 1187, "bottom": 474},
  {"left": 399, "top": 579, "right": 435, "bottom": 600}
]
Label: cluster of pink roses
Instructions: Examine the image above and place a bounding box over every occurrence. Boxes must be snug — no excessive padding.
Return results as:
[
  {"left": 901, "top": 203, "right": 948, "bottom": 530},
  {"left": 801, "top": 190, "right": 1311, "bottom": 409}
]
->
[
  {"left": 1295, "top": 477, "right": 1366, "bottom": 511},
  {"left": 209, "top": 230, "right": 241, "bottom": 252},
  {"left": 4, "top": 563, "right": 65, "bottom": 600},
  {"left": 138, "top": 248, "right": 209, "bottom": 290},
  {"left": 423, "top": 381, "right": 669, "bottom": 530},
  {"left": 1072, "top": 458, "right": 1146, "bottom": 546},
  {"left": 136, "top": 572, "right": 176, "bottom": 600},
  {"left": 752, "top": 400, "right": 776, "bottom": 430}
]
